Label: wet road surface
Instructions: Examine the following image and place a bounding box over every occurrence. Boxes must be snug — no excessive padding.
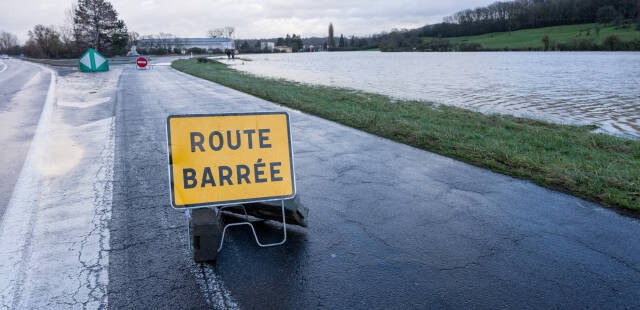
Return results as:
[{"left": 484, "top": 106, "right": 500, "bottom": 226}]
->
[
  {"left": 109, "top": 63, "right": 640, "bottom": 309},
  {"left": 1, "top": 59, "right": 639, "bottom": 309},
  {"left": 0, "top": 59, "right": 50, "bottom": 218},
  {"left": 0, "top": 62, "right": 115, "bottom": 308}
]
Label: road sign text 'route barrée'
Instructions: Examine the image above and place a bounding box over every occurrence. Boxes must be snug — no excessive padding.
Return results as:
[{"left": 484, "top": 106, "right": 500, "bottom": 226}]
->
[{"left": 166, "top": 112, "right": 296, "bottom": 208}]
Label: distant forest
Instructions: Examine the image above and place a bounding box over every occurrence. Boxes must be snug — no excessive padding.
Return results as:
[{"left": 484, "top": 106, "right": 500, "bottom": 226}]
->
[
  {"left": 372, "top": 0, "right": 640, "bottom": 51},
  {"left": 422, "top": 0, "right": 639, "bottom": 37}
]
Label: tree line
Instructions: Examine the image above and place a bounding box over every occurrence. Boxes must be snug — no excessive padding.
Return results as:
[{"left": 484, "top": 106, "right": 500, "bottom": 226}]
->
[
  {"left": 0, "top": 0, "right": 128, "bottom": 58},
  {"left": 372, "top": 0, "right": 640, "bottom": 52},
  {"left": 420, "top": 0, "right": 640, "bottom": 38}
]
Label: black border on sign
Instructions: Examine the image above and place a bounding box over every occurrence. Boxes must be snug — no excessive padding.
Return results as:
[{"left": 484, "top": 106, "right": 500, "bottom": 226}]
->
[{"left": 166, "top": 112, "right": 296, "bottom": 209}]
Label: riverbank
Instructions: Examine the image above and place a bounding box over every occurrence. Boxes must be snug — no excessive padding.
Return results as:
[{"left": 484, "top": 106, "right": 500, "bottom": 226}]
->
[{"left": 171, "top": 58, "right": 640, "bottom": 211}]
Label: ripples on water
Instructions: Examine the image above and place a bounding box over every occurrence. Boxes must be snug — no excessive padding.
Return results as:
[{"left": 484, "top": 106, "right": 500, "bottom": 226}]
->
[{"left": 225, "top": 51, "right": 640, "bottom": 139}]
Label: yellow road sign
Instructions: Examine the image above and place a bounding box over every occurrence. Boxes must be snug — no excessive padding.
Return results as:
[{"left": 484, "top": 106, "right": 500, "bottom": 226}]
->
[{"left": 166, "top": 112, "right": 295, "bottom": 208}]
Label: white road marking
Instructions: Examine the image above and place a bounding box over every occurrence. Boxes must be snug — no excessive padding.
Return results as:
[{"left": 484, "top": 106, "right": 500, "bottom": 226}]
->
[
  {"left": 192, "top": 264, "right": 239, "bottom": 310},
  {"left": 0, "top": 62, "right": 7, "bottom": 73},
  {"left": 0, "top": 65, "right": 116, "bottom": 309}
]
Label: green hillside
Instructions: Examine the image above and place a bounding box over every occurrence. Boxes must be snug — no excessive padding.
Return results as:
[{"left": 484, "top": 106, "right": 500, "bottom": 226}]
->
[{"left": 424, "top": 23, "right": 640, "bottom": 50}]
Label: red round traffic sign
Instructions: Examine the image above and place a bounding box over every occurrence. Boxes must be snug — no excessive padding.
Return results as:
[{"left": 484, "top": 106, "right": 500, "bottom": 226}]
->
[{"left": 136, "top": 57, "right": 148, "bottom": 68}]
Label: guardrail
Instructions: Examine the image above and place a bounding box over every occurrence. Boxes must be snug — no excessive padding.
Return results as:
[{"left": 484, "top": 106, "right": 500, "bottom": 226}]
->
[{"left": 22, "top": 56, "right": 151, "bottom": 67}]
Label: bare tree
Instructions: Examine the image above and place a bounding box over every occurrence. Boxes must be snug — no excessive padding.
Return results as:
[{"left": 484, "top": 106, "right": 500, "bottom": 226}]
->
[
  {"left": 128, "top": 31, "right": 139, "bottom": 48},
  {"left": 207, "top": 26, "right": 235, "bottom": 39},
  {"left": 224, "top": 26, "right": 235, "bottom": 39},
  {"left": 58, "top": 4, "right": 77, "bottom": 55},
  {"left": 158, "top": 32, "right": 175, "bottom": 50},
  {"left": 207, "top": 28, "right": 223, "bottom": 38},
  {"left": 0, "top": 31, "right": 19, "bottom": 53},
  {"left": 28, "top": 25, "right": 63, "bottom": 58}
]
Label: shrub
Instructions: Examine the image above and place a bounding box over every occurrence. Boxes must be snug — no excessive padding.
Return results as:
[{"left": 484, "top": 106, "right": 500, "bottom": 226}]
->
[
  {"left": 424, "top": 38, "right": 453, "bottom": 52},
  {"left": 603, "top": 35, "right": 622, "bottom": 50},
  {"left": 458, "top": 42, "right": 483, "bottom": 51},
  {"left": 542, "top": 35, "right": 550, "bottom": 51},
  {"left": 628, "top": 38, "right": 640, "bottom": 51},
  {"left": 197, "top": 57, "right": 209, "bottom": 63},
  {"left": 575, "top": 38, "right": 597, "bottom": 51}
]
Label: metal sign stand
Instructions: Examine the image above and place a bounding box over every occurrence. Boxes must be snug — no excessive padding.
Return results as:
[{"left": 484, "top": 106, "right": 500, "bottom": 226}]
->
[
  {"left": 185, "top": 200, "right": 287, "bottom": 262},
  {"left": 217, "top": 200, "right": 287, "bottom": 252}
]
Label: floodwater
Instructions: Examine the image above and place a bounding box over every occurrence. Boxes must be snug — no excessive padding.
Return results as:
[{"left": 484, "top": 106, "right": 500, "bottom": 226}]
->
[{"left": 224, "top": 51, "right": 640, "bottom": 139}]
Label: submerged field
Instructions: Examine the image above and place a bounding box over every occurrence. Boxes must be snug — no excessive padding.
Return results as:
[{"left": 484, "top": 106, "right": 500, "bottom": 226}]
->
[
  {"left": 423, "top": 23, "right": 640, "bottom": 50},
  {"left": 172, "top": 58, "right": 640, "bottom": 211}
]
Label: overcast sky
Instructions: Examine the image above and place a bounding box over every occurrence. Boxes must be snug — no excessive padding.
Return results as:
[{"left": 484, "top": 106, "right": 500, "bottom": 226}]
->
[{"left": 4, "top": 0, "right": 495, "bottom": 43}]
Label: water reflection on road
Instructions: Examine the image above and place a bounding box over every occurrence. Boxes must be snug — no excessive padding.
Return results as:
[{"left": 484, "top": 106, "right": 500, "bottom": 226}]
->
[{"left": 224, "top": 51, "right": 640, "bottom": 139}]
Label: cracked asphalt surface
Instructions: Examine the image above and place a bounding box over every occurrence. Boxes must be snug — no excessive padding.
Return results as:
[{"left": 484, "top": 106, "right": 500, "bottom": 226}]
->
[{"left": 1, "top": 58, "right": 640, "bottom": 309}]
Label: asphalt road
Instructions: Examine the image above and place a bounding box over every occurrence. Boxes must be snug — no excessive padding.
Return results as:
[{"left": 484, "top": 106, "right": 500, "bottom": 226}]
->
[
  {"left": 109, "top": 62, "right": 640, "bottom": 309},
  {"left": 0, "top": 59, "right": 50, "bottom": 218},
  {"left": 1, "top": 59, "right": 639, "bottom": 309}
]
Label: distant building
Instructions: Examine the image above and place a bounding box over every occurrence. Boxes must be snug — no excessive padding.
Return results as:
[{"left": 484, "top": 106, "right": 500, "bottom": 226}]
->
[
  {"left": 275, "top": 46, "right": 292, "bottom": 53},
  {"left": 261, "top": 41, "right": 275, "bottom": 52},
  {"left": 137, "top": 38, "right": 235, "bottom": 53}
]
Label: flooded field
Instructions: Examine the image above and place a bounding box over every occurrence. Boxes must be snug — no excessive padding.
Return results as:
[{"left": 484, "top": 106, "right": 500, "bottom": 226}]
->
[{"left": 223, "top": 51, "right": 640, "bottom": 138}]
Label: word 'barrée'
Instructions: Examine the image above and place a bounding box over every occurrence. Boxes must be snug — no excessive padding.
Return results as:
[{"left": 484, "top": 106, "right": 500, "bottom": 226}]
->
[{"left": 182, "top": 159, "right": 283, "bottom": 188}]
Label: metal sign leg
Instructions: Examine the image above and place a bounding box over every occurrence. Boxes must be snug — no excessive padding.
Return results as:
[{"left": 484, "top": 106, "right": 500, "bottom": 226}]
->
[{"left": 217, "top": 200, "right": 287, "bottom": 252}]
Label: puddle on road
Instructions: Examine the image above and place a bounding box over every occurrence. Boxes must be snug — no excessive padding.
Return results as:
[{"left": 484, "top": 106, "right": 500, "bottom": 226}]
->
[
  {"left": 35, "top": 122, "right": 84, "bottom": 177},
  {"left": 36, "top": 68, "right": 122, "bottom": 177}
]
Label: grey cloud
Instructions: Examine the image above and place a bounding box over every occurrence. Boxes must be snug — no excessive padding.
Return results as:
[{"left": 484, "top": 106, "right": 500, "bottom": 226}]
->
[{"left": 4, "top": 0, "right": 494, "bottom": 42}]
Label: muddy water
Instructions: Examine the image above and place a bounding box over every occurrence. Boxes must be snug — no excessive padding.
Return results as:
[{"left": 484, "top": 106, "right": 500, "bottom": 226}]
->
[{"left": 224, "top": 51, "right": 640, "bottom": 139}]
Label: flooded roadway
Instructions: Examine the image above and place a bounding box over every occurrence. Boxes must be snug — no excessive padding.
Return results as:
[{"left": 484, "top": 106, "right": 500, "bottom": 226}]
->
[{"left": 225, "top": 51, "right": 640, "bottom": 139}]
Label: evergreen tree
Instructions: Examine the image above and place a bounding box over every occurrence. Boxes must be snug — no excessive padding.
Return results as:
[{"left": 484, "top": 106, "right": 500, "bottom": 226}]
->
[
  {"left": 328, "top": 23, "right": 335, "bottom": 48},
  {"left": 73, "top": 0, "right": 128, "bottom": 56}
]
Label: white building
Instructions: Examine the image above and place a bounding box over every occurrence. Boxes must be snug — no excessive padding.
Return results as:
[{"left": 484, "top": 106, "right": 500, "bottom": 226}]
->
[{"left": 137, "top": 38, "right": 235, "bottom": 53}]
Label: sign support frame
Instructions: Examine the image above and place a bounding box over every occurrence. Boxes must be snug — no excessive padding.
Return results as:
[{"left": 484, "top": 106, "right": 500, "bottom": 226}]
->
[
  {"left": 216, "top": 200, "right": 287, "bottom": 251},
  {"left": 184, "top": 196, "right": 288, "bottom": 256}
]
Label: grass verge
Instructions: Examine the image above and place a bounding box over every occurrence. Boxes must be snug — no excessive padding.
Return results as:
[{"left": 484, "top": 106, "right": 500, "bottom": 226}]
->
[{"left": 172, "top": 58, "right": 640, "bottom": 211}]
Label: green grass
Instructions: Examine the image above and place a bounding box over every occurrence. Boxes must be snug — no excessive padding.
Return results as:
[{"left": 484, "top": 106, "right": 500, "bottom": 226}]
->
[
  {"left": 172, "top": 58, "right": 640, "bottom": 211},
  {"left": 424, "top": 23, "right": 640, "bottom": 50}
]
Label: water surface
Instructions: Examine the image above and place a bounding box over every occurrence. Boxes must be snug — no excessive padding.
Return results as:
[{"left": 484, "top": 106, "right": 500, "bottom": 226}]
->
[{"left": 224, "top": 51, "right": 640, "bottom": 138}]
